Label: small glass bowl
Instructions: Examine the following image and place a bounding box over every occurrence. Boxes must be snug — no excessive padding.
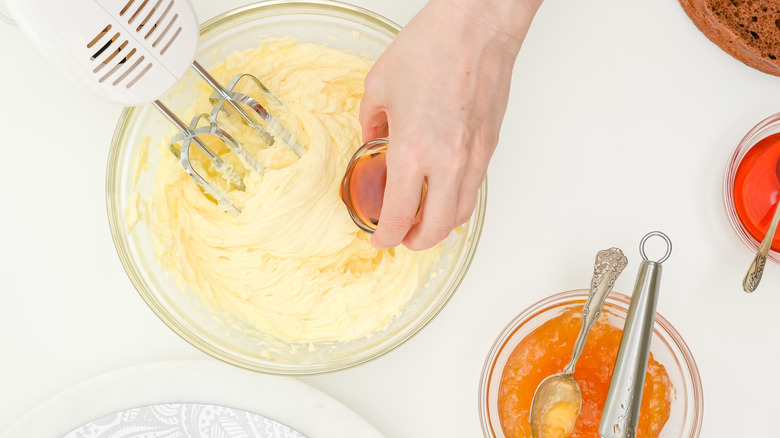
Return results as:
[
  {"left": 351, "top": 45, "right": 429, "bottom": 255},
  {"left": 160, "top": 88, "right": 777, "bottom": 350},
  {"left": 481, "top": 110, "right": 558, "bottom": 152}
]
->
[
  {"left": 340, "top": 138, "right": 390, "bottom": 233},
  {"left": 106, "top": 0, "right": 487, "bottom": 374},
  {"left": 340, "top": 137, "right": 427, "bottom": 233},
  {"left": 478, "top": 290, "right": 703, "bottom": 438},
  {"left": 724, "top": 112, "right": 780, "bottom": 262}
]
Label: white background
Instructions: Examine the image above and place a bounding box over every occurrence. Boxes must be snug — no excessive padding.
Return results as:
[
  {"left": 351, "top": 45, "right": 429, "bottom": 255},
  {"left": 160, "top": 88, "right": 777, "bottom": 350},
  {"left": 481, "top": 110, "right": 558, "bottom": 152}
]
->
[{"left": 1, "top": 0, "right": 779, "bottom": 436}]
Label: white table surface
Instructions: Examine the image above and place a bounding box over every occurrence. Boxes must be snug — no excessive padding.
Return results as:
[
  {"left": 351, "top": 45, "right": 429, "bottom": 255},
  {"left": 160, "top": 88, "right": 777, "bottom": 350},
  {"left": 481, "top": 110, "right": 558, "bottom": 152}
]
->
[{"left": 2, "top": 0, "right": 779, "bottom": 436}]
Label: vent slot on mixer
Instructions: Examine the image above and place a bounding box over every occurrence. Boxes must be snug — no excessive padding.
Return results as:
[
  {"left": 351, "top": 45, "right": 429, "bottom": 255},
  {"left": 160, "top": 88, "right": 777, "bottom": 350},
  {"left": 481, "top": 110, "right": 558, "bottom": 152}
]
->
[
  {"left": 90, "top": 31, "right": 120, "bottom": 60},
  {"left": 146, "top": 0, "right": 174, "bottom": 39},
  {"left": 127, "top": 0, "right": 149, "bottom": 24},
  {"left": 99, "top": 45, "right": 134, "bottom": 82},
  {"left": 154, "top": 12, "right": 180, "bottom": 50},
  {"left": 127, "top": 61, "right": 153, "bottom": 88},
  {"left": 87, "top": 24, "right": 112, "bottom": 49},
  {"left": 84, "top": 0, "right": 184, "bottom": 89},
  {"left": 136, "top": 0, "right": 162, "bottom": 33},
  {"left": 120, "top": 0, "right": 135, "bottom": 16},
  {"left": 94, "top": 40, "right": 128, "bottom": 74},
  {"left": 86, "top": 23, "right": 149, "bottom": 88},
  {"left": 160, "top": 26, "right": 181, "bottom": 54},
  {"left": 87, "top": 26, "right": 126, "bottom": 83},
  {"left": 120, "top": 0, "right": 182, "bottom": 53},
  {"left": 111, "top": 49, "right": 140, "bottom": 86}
]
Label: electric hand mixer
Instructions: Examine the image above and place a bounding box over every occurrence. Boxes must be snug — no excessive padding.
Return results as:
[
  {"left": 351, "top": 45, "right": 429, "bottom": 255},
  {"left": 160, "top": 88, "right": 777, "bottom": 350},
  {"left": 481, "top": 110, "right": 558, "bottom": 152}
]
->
[{"left": 3, "top": 0, "right": 305, "bottom": 214}]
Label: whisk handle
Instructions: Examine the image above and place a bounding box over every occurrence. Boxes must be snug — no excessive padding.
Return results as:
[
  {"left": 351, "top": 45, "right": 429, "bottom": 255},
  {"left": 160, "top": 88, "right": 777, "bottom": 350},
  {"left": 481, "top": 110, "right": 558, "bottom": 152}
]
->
[{"left": 600, "top": 231, "right": 671, "bottom": 438}]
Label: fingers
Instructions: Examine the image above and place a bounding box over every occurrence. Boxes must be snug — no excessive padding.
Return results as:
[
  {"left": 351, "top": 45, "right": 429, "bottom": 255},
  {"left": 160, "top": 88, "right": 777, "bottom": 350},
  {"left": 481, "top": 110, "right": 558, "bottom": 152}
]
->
[
  {"left": 401, "top": 141, "right": 478, "bottom": 250},
  {"left": 454, "top": 174, "right": 484, "bottom": 227},
  {"left": 401, "top": 174, "right": 460, "bottom": 251},
  {"left": 369, "top": 135, "right": 488, "bottom": 250},
  {"left": 454, "top": 152, "right": 489, "bottom": 226},
  {"left": 370, "top": 143, "right": 425, "bottom": 249},
  {"left": 358, "top": 105, "right": 388, "bottom": 143},
  {"left": 359, "top": 72, "right": 389, "bottom": 142}
]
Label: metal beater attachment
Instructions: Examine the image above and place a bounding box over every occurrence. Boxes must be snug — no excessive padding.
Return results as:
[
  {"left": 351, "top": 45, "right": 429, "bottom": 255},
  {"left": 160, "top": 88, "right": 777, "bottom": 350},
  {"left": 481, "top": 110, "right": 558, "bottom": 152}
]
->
[
  {"left": 153, "top": 61, "right": 306, "bottom": 214},
  {"left": 156, "top": 103, "right": 247, "bottom": 215},
  {"left": 198, "top": 62, "right": 307, "bottom": 159}
]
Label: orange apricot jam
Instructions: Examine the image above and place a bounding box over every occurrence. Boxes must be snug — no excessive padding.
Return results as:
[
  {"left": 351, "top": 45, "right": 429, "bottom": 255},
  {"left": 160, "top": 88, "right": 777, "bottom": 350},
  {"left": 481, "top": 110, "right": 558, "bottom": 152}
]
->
[{"left": 498, "top": 306, "right": 673, "bottom": 438}]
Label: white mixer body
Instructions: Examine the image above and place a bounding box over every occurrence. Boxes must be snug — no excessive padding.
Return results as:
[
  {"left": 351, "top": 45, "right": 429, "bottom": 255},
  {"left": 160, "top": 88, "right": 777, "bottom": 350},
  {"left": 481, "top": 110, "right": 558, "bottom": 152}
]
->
[{"left": 5, "top": 0, "right": 199, "bottom": 105}]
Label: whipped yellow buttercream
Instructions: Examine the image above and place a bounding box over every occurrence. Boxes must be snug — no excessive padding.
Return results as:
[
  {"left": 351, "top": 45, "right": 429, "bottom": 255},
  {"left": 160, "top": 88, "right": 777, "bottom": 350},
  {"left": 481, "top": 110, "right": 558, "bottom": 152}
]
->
[{"left": 144, "top": 38, "right": 441, "bottom": 344}]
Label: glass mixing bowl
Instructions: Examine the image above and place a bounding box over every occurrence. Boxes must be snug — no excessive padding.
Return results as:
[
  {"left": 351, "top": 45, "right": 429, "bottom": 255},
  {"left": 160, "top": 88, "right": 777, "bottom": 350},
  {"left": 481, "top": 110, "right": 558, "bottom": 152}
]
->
[
  {"left": 106, "top": 0, "right": 486, "bottom": 374},
  {"left": 479, "top": 290, "right": 703, "bottom": 438}
]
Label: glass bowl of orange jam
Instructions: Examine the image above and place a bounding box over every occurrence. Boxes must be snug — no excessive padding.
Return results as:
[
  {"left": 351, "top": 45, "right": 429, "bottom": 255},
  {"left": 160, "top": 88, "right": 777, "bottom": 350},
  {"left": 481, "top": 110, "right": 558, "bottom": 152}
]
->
[
  {"left": 724, "top": 112, "right": 780, "bottom": 262},
  {"left": 479, "top": 290, "right": 703, "bottom": 438}
]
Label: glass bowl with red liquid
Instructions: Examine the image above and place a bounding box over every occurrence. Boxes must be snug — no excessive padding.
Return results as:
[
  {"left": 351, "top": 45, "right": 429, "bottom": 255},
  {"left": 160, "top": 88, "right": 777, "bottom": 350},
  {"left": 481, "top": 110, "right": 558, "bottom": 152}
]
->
[
  {"left": 478, "top": 290, "right": 703, "bottom": 438},
  {"left": 724, "top": 112, "right": 780, "bottom": 262}
]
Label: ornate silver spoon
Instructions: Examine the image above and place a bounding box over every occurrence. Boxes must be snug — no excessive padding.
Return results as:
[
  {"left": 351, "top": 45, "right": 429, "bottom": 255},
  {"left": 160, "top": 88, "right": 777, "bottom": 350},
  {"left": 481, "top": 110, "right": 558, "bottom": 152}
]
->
[{"left": 529, "top": 247, "right": 628, "bottom": 438}]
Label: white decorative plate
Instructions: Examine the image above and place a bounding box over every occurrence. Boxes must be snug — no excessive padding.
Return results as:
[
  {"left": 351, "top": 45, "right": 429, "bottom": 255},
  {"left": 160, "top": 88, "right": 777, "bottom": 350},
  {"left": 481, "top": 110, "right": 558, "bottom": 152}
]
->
[
  {"left": 63, "top": 403, "right": 306, "bottom": 438},
  {"left": 0, "top": 360, "right": 383, "bottom": 438}
]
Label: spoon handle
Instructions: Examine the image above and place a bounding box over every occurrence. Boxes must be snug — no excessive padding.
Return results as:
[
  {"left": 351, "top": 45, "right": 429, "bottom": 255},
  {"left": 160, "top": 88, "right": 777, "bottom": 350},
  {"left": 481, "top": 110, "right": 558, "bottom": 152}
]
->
[
  {"left": 563, "top": 247, "right": 627, "bottom": 375},
  {"left": 743, "top": 200, "right": 780, "bottom": 293}
]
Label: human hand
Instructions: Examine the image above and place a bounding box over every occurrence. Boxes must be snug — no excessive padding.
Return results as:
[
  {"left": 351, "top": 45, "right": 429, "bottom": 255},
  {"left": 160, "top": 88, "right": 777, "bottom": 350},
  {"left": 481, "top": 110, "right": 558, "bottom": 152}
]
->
[{"left": 359, "top": 0, "right": 542, "bottom": 250}]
